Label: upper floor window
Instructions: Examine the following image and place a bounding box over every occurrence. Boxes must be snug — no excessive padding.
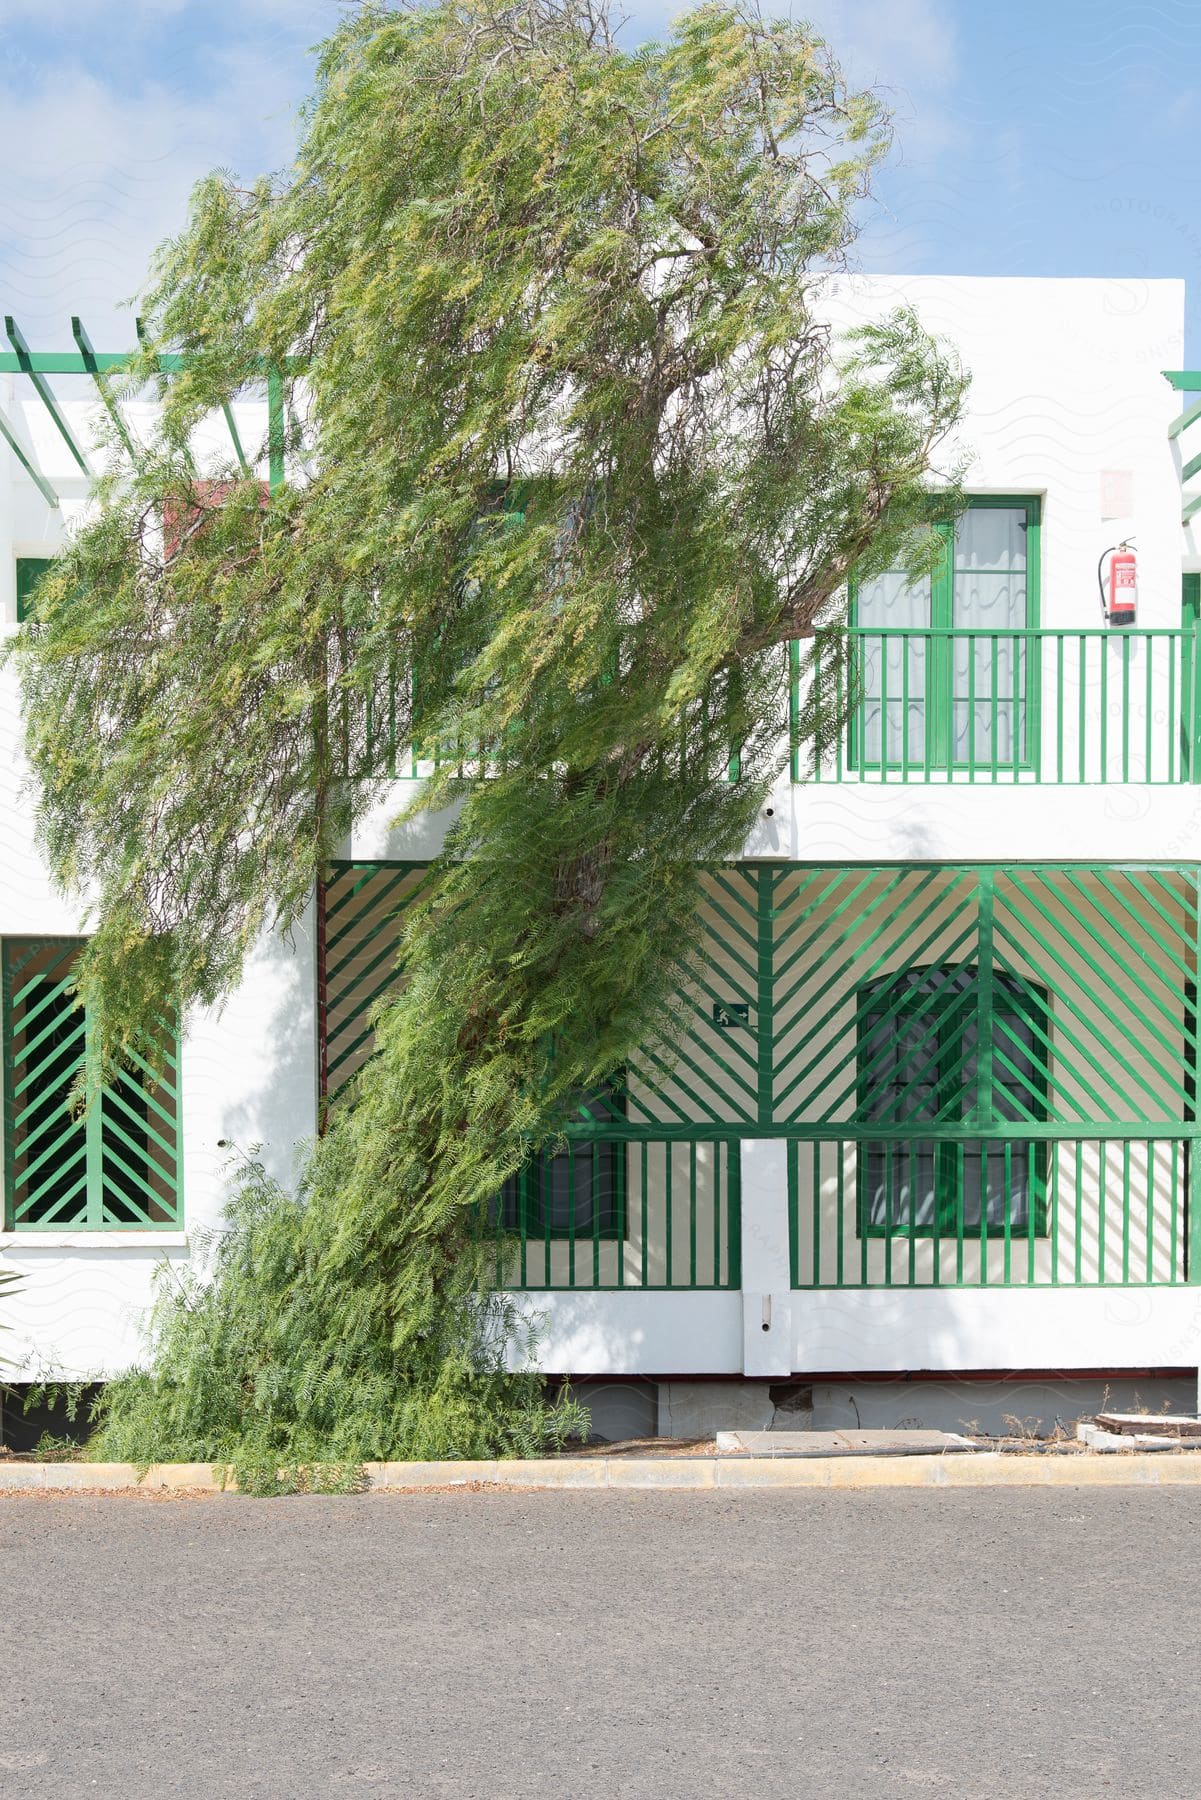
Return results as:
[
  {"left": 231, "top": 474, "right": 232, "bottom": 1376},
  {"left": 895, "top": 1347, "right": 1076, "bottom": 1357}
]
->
[
  {"left": 851, "top": 496, "right": 1041, "bottom": 773},
  {"left": 15, "top": 557, "right": 53, "bottom": 624}
]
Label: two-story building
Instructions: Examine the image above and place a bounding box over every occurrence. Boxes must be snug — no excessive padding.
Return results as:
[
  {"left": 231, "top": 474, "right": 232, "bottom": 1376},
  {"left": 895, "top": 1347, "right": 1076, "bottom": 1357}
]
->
[{"left": 4, "top": 275, "right": 1201, "bottom": 1442}]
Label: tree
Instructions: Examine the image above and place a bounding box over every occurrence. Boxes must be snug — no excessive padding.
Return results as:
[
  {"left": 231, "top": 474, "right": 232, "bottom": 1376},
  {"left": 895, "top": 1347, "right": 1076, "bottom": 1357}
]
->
[{"left": 13, "top": 0, "right": 967, "bottom": 1476}]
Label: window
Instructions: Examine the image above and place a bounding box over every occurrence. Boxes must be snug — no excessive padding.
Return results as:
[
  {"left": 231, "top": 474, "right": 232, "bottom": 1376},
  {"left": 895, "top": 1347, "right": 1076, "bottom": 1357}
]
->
[
  {"left": 497, "top": 1079, "right": 627, "bottom": 1241},
  {"left": 856, "top": 965, "right": 1048, "bottom": 1238},
  {"left": 3, "top": 940, "right": 181, "bottom": 1230},
  {"left": 851, "top": 496, "right": 1041, "bottom": 771},
  {"left": 15, "top": 557, "right": 54, "bottom": 624}
]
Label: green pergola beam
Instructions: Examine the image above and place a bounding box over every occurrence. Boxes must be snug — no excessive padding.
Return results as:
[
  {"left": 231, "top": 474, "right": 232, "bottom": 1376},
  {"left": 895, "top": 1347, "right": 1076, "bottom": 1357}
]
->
[
  {"left": 1169, "top": 395, "right": 1201, "bottom": 441},
  {"left": 0, "top": 350, "right": 304, "bottom": 377},
  {"left": 1164, "top": 372, "right": 1201, "bottom": 392},
  {"left": 222, "top": 402, "right": 251, "bottom": 476},
  {"left": 0, "top": 403, "right": 58, "bottom": 507},
  {"left": 0, "top": 350, "right": 141, "bottom": 375},
  {"left": 267, "top": 366, "right": 285, "bottom": 493},
  {"left": 1183, "top": 491, "right": 1201, "bottom": 525},
  {"left": 5, "top": 316, "right": 90, "bottom": 475},
  {"left": 0, "top": 328, "right": 301, "bottom": 502},
  {"left": 71, "top": 317, "right": 137, "bottom": 461}
]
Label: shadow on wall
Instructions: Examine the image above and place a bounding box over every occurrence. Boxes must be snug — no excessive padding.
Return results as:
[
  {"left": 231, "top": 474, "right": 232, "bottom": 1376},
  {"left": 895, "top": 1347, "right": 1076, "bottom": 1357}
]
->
[
  {"left": 515, "top": 1283, "right": 1201, "bottom": 1440},
  {"left": 552, "top": 1371, "right": 1200, "bottom": 1442},
  {"left": 200, "top": 913, "right": 319, "bottom": 1203},
  {"left": 0, "top": 1383, "right": 102, "bottom": 1452}
]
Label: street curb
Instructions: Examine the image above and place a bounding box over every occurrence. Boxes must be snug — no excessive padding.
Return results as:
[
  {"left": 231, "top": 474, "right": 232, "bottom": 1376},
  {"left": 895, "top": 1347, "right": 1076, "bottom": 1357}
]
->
[{"left": 7, "top": 1451, "right": 1201, "bottom": 1492}]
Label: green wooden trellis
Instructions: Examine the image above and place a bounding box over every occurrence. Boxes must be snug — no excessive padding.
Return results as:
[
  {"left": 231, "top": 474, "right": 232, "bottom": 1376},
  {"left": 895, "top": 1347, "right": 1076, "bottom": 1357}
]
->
[
  {"left": 0, "top": 318, "right": 295, "bottom": 507},
  {"left": 322, "top": 859, "right": 1201, "bottom": 1136},
  {"left": 321, "top": 863, "right": 431, "bottom": 1103},
  {"left": 2, "top": 939, "right": 181, "bottom": 1230},
  {"left": 321, "top": 859, "right": 1201, "bottom": 1290}
]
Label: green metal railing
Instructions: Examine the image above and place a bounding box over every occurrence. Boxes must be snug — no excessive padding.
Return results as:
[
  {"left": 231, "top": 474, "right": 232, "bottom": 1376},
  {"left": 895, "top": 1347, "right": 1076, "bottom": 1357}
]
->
[
  {"left": 791, "top": 627, "right": 1201, "bottom": 784},
  {"left": 789, "top": 1132, "right": 1199, "bottom": 1288},
  {"left": 337, "top": 674, "right": 497, "bottom": 782},
  {"left": 493, "top": 1133, "right": 740, "bottom": 1291},
  {"left": 336, "top": 676, "right": 741, "bottom": 784}
]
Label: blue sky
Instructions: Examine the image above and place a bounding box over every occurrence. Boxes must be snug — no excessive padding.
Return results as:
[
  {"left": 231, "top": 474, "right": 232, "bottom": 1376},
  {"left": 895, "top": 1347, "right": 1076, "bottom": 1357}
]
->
[{"left": 2, "top": 0, "right": 1200, "bottom": 360}]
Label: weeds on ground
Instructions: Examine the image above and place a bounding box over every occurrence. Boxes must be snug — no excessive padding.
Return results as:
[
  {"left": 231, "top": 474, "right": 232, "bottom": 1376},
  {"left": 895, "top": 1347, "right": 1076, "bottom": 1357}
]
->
[{"left": 78, "top": 1160, "right": 588, "bottom": 1495}]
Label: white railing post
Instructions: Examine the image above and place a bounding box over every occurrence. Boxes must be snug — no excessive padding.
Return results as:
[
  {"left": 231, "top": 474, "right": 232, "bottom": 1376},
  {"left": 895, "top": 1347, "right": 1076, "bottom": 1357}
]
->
[{"left": 740, "top": 1138, "right": 794, "bottom": 1377}]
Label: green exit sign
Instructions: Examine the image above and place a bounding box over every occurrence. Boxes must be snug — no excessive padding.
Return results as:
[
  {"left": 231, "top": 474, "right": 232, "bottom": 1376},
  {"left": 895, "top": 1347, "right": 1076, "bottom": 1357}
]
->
[{"left": 712, "top": 1001, "right": 749, "bottom": 1029}]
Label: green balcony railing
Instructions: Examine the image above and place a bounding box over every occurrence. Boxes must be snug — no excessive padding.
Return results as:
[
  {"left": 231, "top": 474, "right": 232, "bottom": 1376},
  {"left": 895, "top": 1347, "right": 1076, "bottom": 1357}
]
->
[
  {"left": 789, "top": 1132, "right": 1200, "bottom": 1288},
  {"left": 791, "top": 626, "right": 1201, "bottom": 784},
  {"left": 492, "top": 1133, "right": 741, "bottom": 1291}
]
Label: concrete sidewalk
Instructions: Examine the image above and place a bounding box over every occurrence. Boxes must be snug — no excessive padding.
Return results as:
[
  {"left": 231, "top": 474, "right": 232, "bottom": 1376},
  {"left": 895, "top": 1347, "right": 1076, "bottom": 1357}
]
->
[{"left": 6, "top": 1447, "right": 1201, "bottom": 1491}]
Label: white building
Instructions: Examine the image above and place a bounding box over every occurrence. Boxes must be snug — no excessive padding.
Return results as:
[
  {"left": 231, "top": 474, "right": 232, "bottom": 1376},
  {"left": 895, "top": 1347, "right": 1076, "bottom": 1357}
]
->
[{"left": 4, "top": 275, "right": 1201, "bottom": 1441}]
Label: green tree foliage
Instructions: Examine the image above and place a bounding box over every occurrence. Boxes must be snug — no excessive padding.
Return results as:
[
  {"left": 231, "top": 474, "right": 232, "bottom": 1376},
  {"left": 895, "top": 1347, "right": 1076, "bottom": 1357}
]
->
[
  {"left": 13, "top": 0, "right": 967, "bottom": 1475},
  {"left": 87, "top": 1157, "right": 588, "bottom": 1492}
]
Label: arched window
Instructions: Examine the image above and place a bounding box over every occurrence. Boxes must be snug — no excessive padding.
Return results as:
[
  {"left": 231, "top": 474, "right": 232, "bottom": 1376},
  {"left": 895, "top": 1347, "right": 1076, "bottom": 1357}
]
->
[{"left": 855, "top": 964, "right": 1048, "bottom": 1238}]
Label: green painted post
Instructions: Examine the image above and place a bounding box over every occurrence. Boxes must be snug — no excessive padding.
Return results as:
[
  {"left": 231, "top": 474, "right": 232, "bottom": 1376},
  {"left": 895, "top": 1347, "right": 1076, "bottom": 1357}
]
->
[
  {"left": 1190, "top": 868, "right": 1201, "bottom": 1282},
  {"left": 975, "top": 873, "right": 997, "bottom": 1281},
  {"left": 727, "top": 1140, "right": 742, "bottom": 1289},
  {"left": 1184, "top": 575, "right": 1201, "bottom": 780},
  {"left": 975, "top": 870, "right": 996, "bottom": 1124},
  {"left": 789, "top": 639, "right": 801, "bottom": 782},
  {"left": 966, "top": 632, "right": 977, "bottom": 783},
  {"left": 267, "top": 366, "right": 285, "bottom": 494},
  {"left": 82, "top": 1002, "right": 104, "bottom": 1227}
]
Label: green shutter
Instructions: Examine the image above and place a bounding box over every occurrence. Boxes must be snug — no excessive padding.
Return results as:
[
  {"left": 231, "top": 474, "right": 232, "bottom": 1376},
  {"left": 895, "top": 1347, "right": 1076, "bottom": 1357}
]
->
[
  {"left": 15, "top": 557, "right": 53, "bottom": 624},
  {"left": 3, "top": 940, "right": 181, "bottom": 1230}
]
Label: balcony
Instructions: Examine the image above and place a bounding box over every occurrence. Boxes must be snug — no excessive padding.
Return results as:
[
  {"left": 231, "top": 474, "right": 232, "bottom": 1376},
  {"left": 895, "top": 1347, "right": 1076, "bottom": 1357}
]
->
[{"left": 791, "top": 626, "right": 1200, "bottom": 785}]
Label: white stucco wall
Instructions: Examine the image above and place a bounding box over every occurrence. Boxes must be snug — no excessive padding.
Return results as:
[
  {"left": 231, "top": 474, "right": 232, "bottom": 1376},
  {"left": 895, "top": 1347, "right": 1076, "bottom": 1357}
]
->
[
  {"left": 511, "top": 1286, "right": 1201, "bottom": 1379},
  {"left": 0, "top": 278, "right": 1197, "bottom": 1386},
  {"left": 0, "top": 900, "right": 318, "bottom": 1380},
  {"left": 0, "top": 385, "right": 317, "bottom": 1378}
]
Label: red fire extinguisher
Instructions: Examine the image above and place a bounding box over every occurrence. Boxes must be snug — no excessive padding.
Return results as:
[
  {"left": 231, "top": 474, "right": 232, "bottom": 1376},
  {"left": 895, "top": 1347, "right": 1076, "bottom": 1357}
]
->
[{"left": 1098, "top": 541, "right": 1137, "bottom": 628}]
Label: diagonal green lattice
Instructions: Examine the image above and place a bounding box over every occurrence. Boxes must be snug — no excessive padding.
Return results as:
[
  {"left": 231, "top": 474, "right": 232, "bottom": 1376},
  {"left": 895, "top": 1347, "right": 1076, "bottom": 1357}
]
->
[
  {"left": 322, "top": 862, "right": 1201, "bottom": 1132},
  {"left": 321, "top": 863, "right": 431, "bottom": 1102},
  {"left": 3, "top": 938, "right": 181, "bottom": 1230}
]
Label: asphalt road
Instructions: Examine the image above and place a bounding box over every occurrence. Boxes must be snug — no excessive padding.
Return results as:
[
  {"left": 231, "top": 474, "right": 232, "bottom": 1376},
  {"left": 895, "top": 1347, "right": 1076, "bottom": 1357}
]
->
[{"left": 2, "top": 1485, "right": 1196, "bottom": 1798}]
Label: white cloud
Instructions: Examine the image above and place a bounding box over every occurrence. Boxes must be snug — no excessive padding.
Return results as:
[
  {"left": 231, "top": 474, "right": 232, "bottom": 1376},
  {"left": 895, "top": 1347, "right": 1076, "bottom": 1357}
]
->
[
  {"left": 0, "top": 0, "right": 332, "bottom": 25},
  {"left": 0, "top": 0, "right": 962, "bottom": 346},
  {"left": 0, "top": 50, "right": 311, "bottom": 345},
  {"left": 621, "top": 0, "right": 961, "bottom": 157},
  {"left": 800, "top": 0, "right": 961, "bottom": 158}
]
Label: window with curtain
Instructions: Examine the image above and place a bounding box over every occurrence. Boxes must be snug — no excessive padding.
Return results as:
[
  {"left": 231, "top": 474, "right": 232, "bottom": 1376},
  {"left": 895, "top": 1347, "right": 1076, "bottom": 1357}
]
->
[{"left": 851, "top": 497, "right": 1040, "bottom": 771}]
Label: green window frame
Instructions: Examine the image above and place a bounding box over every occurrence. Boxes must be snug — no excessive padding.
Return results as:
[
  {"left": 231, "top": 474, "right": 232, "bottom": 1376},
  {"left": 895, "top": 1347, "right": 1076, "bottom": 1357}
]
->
[
  {"left": 1183, "top": 572, "right": 1201, "bottom": 780},
  {"left": 855, "top": 964, "right": 1049, "bottom": 1240},
  {"left": 15, "top": 557, "right": 54, "bottom": 624},
  {"left": 498, "top": 1078, "right": 628, "bottom": 1242},
  {"left": 2, "top": 939, "right": 182, "bottom": 1231},
  {"left": 849, "top": 496, "right": 1042, "bottom": 774}
]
